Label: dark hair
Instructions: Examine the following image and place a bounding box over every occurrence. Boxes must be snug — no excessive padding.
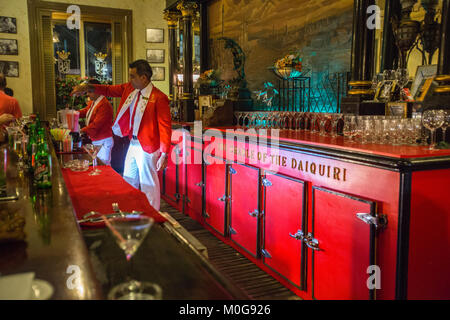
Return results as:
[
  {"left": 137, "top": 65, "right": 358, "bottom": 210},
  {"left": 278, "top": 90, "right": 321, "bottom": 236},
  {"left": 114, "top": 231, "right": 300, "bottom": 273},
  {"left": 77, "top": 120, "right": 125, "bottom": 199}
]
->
[
  {"left": 87, "top": 78, "right": 101, "bottom": 85},
  {"left": 0, "top": 73, "right": 6, "bottom": 89},
  {"left": 4, "top": 87, "right": 13, "bottom": 97},
  {"left": 129, "top": 59, "right": 153, "bottom": 81}
]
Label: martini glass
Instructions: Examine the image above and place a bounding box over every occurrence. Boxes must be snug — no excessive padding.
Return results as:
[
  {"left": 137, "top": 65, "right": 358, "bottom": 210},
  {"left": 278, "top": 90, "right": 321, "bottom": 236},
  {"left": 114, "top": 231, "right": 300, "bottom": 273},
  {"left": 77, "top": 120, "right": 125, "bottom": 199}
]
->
[
  {"left": 82, "top": 144, "right": 102, "bottom": 175},
  {"left": 106, "top": 214, "right": 162, "bottom": 300}
]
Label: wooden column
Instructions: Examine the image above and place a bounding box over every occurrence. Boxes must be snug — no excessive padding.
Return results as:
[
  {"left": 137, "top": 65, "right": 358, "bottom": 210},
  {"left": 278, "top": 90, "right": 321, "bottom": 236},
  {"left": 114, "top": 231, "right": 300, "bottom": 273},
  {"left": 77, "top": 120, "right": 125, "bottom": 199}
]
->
[
  {"left": 380, "top": 0, "right": 401, "bottom": 71},
  {"left": 348, "top": 0, "right": 376, "bottom": 96},
  {"left": 177, "top": 0, "right": 198, "bottom": 122},
  {"left": 199, "top": 2, "right": 209, "bottom": 73},
  {"left": 435, "top": 0, "right": 450, "bottom": 95},
  {"left": 163, "top": 10, "right": 179, "bottom": 100}
]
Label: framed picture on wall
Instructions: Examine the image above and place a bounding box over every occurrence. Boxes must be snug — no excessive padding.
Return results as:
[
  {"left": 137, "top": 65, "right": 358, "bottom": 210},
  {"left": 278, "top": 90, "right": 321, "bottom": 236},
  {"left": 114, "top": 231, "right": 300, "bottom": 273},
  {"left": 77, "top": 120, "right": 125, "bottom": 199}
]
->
[
  {"left": 0, "top": 60, "right": 19, "bottom": 77},
  {"left": 146, "top": 49, "right": 164, "bottom": 63},
  {"left": 0, "top": 39, "right": 18, "bottom": 55},
  {"left": 146, "top": 28, "right": 164, "bottom": 43},
  {"left": 410, "top": 64, "right": 437, "bottom": 99},
  {"left": 0, "top": 17, "right": 17, "bottom": 34},
  {"left": 152, "top": 66, "right": 165, "bottom": 81}
]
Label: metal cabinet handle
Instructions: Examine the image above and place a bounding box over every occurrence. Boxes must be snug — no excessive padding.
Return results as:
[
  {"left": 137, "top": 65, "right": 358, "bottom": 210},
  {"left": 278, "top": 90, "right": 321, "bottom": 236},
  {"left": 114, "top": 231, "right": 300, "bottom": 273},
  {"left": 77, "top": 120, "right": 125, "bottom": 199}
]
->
[
  {"left": 248, "top": 209, "right": 259, "bottom": 218},
  {"left": 289, "top": 230, "right": 304, "bottom": 240},
  {"left": 305, "top": 237, "right": 321, "bottom": 251},
  {"left": 218, "top": 195, "right": 227, "bottom": 202},
  {"left": 195, "top": 182, "right": 205, "bottom": 187}
]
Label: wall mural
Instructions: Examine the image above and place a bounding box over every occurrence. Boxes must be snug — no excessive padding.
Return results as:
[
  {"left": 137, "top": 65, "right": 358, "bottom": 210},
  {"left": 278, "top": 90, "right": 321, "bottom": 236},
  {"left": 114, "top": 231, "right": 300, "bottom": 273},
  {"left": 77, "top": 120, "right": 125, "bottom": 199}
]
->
[{"left": 208, "top": 0, "right": 353, "bottom": 111}]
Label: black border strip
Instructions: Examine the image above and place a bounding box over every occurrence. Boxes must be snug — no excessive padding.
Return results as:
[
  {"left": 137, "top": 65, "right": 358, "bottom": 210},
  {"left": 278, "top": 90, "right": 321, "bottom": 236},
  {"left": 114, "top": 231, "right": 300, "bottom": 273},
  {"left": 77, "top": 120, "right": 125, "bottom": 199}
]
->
[
  {"left": 311, "top": 186, "right": 376, "bottom": 300},
  {"left": 395, "top": 172, "right": 412, "bottom": 300}
]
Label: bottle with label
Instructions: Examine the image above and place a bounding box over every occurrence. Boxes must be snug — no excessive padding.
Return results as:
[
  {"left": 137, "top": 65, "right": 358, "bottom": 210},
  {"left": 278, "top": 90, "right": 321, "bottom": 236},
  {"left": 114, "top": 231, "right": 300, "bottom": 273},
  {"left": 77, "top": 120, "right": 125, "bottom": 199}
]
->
[
  {"left": 27, "top": 123, "right": 37, "bottom": 173},
  {"left": 34, "top": 132, "right": 52, "bottom": 189}
]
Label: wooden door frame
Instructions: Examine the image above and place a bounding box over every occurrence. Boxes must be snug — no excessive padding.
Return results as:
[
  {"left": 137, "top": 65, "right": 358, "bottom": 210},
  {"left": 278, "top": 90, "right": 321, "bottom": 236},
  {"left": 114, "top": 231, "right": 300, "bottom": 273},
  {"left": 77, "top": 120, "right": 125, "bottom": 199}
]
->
[{"left": 27, "top": 0, "right": 133, "bottom": 119}]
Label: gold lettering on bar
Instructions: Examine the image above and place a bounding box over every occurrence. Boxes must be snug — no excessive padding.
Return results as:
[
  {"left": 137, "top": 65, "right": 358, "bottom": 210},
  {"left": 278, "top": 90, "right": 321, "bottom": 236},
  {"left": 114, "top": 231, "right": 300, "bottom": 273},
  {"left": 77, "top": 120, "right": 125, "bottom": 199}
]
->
[{"left": 224, "top": 145, "right": 348, "bottom": 182}]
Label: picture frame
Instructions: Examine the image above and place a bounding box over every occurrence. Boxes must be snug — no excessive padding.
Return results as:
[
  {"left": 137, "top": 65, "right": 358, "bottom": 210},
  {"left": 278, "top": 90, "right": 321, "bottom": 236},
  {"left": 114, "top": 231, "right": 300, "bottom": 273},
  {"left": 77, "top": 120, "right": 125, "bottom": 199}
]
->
[
  {"left": 146, "top": 49, "right": 165, "bottom": 63},
  {"left": 0, "top": 17, "right": 17, "bottom": 34},
  {"left": 375, "top": 80, "right": 397, "bottom": 101},
  {"left": 146, "top": 28, "right": 164, "bottom": 43},
  {"left": 0, "top": 38, "right": 18, "bottom": 55},
  {"left": 152, "top": 66, "right": 165, "bottom": 81},
  {"left": 386, "top": 101, "right": 408, "bottom": 118},
  {"left": 0, "top": 61, "right": 19, "bottom": 77},
  {"left": 415, "top": 78, "right": 434, "bottom": 102},
  {"left": 199, "top": 95, "right": 213, "bottom": 117},
  {"left": 410, "top": 64, "right": 437, "bottom": 99}
]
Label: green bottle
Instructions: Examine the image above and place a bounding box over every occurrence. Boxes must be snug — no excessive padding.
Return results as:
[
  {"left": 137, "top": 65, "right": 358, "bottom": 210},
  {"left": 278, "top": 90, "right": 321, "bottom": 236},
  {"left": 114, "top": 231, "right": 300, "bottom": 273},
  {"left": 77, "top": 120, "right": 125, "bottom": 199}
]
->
[
  {"left": 27, "top": 123, "right": 36, "bottom": 173},
  {"left": 34, "top": 132, "right": 52, "bottom": 189}
]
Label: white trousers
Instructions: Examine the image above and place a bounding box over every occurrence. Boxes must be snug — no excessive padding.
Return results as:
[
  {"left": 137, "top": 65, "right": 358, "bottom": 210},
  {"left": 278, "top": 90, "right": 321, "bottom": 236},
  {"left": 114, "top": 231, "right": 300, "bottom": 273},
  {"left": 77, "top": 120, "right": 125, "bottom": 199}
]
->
[
  {"left": 123, "top": 140, "right": 161, "bottom": 210},
  {"left": 92, "top": 137, "right": 114, "bottom": 166}
]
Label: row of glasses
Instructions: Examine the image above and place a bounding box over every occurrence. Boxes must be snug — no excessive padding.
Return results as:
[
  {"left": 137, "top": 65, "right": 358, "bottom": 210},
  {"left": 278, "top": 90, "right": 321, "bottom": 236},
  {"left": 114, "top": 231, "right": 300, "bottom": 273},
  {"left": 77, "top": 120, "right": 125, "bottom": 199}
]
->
[
  {"left": 234, "top": 111, "right": 345, "bottom": 135},
  {"left": 422, "top": 109, "right": 450, "bottom": 149},
  {"left": 343, "top": 115, "right": 419, "bottom": 145}
]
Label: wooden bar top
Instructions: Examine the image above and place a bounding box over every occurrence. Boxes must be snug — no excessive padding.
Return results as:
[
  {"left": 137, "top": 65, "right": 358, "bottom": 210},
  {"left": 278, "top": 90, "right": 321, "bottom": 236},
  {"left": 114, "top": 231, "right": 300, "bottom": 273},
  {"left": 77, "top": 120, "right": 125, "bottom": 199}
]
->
[
  {"left": 0, "top": 143, "right": 102, "bottom": 300},
  {"left": 197, "top": 126, "right": 450, "bottom": 160}
]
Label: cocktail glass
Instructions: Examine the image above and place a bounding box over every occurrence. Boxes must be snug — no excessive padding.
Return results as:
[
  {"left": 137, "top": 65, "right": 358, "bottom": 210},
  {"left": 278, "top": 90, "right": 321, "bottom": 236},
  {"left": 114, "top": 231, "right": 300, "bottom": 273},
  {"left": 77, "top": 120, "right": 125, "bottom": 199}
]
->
[
  {"left": 82, "top": 144, "right": 102, "bottom": 175},
  {"left": 106, "top": 215, "right": 162, "bottom": 300}
]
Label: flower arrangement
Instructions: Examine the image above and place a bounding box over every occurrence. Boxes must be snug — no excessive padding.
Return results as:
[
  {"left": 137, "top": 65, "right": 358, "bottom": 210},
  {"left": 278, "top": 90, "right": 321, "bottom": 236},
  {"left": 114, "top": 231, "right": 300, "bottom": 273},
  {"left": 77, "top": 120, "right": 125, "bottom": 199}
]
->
[
  {"left": 55, "top": 76, "right": 112, "bottom": 111},
  {"left": 274, "top": 52, "right": 302, "bottom": 72},
  {"left": 199, "top": 69, "right": 219, "bottom": 81}
]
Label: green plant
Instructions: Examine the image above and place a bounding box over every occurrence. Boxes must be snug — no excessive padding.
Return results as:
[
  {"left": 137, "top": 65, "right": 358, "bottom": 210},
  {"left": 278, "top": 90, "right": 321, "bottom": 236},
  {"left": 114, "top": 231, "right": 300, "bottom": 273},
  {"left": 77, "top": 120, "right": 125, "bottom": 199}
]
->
[{"left": 55, "top": 76, "right": 111, "bottom": 111}]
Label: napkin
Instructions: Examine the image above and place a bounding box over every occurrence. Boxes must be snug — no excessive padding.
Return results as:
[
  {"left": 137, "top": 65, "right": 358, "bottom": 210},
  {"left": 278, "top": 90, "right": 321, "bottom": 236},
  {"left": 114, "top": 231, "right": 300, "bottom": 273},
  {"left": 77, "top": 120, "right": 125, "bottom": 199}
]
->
[{"left": 0, "top": 272, "right": 35, "bottom": 300}]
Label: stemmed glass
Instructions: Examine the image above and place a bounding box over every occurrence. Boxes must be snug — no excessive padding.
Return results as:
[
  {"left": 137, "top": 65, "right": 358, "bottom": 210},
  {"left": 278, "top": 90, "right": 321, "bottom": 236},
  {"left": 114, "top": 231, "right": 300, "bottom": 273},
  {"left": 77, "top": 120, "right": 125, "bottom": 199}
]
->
[
  {"left": 422, "top": 110, "right": 445, "bottom": 150},
  {"left": 83, "top": 144, "right": 102, "bottom": 175},
  {"left": 106, "top": 215, "right": 162, "bottom": 300},
  {"left": 441, "top": 110, "right": 450, "bottom": 143}
]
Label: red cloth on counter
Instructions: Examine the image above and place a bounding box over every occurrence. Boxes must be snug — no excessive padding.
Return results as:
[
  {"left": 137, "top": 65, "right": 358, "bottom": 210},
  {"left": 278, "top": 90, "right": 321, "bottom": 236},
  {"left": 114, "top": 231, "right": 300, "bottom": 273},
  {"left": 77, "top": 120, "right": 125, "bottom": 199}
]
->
[{"left": 61, "top": 165, "right": 166, "bottom": 228}]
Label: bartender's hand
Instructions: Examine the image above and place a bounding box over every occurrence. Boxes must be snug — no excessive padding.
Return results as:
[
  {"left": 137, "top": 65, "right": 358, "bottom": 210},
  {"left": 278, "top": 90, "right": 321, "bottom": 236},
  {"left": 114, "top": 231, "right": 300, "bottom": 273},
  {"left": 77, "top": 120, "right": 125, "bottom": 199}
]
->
[
  {"left": 156, "top": 152, "right": 168, "bottom": 171},
  {"left": 0, "top": 114, "right": 15, "bottom": 125},
  {"left": 70, "top": 83, "right": 90, "bottom": 96}
]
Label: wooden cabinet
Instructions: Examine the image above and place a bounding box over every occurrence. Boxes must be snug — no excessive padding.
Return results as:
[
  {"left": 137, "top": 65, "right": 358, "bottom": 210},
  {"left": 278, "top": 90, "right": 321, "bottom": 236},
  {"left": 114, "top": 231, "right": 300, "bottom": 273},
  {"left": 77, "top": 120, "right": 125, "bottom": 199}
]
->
[
  {"left": 229, "top": 164, "right": 260, "bottom": 257},
  {"left": 204, "top": 161, "right": 227, "bottom": 235},
  {"left": 261, "top": 172, "right": 306, "bottom": 290},
  {"left": 185, "top": 147, "right": 203, "bottom": 222},
  {"left": 311, "top": 187, "right": 379, "bottom": 300},
  {"left": 162, "top": 144, "right": 179, "bottom": 204}
]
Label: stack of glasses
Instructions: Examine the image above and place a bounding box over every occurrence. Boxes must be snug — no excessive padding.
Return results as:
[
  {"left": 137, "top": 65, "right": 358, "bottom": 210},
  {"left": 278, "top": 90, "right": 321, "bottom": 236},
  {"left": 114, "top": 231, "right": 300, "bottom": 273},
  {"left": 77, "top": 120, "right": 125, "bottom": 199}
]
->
[{"left": 234, "top": 110, "right": 450, "bottom": 149}]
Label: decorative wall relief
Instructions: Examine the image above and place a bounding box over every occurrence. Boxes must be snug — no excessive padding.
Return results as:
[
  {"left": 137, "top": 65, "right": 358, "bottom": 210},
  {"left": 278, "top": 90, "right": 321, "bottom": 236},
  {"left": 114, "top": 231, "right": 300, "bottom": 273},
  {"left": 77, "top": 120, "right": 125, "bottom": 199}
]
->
[{"left": 208, "top": 0, "right": 353, "bottom": 95}]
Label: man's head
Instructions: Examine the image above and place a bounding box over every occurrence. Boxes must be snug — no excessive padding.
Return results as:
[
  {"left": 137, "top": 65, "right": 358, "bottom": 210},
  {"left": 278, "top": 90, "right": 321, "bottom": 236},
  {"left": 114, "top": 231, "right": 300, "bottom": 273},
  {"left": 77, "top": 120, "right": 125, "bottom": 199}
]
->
[
  {"left": 86, "top": 78, "right": 101, "bottom": 101},
  {"left": 0, "top": 73, "right": 6, "bottom": 90},
  {"left": 128, "top": 59, "right": 153, "bottom": 90}
]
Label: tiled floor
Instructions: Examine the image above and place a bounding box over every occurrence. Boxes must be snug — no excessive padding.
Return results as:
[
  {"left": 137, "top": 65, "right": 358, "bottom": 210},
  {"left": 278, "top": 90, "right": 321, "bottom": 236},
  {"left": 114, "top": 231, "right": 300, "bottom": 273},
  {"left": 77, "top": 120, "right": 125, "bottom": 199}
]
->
[{"left": 160, "top": 200, "right": 300, "bottom": 300}]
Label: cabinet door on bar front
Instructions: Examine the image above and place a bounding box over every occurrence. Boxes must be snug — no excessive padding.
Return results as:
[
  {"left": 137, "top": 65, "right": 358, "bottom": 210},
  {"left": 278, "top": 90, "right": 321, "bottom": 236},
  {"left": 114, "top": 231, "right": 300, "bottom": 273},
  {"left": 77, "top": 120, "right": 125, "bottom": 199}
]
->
[
  {"left": 204, "top": 162, "right": 227, "bottom": 235},
  {"left": 163, "top": 144, "right": 179, "bottom": 203},
  {"left": 312, "top": 187, "right": 376, "bottom": 300},
  {"left": 262, "top": 173, "right": 306, "bottom": 289},
  {"left": 229, "top": 164, "right": 260, "bottom": 257},
  {"left": 186, "top": 147, "right": 203, "bottom": 222}
]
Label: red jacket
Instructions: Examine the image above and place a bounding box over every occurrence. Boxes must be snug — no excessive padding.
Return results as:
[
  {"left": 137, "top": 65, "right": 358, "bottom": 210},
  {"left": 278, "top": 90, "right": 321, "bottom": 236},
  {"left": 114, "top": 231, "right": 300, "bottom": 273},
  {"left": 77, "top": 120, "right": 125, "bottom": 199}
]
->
[
  {"left": 0, "top": 90, "right": 22, "bottom": 119},
  {"left": 94, "top": 82, "right": 171, "bottom": 154},
  {"left": 79, "top": 96, "right": 113, "bottom": 141}
]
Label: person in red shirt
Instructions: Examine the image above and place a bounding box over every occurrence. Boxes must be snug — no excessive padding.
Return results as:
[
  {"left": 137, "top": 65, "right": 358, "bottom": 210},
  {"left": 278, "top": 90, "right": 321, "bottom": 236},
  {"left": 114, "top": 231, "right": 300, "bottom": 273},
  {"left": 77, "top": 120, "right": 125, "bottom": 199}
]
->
[
  {"left": 71, "top": 60, "right": 171, "bottom": 210},
  {"left": 79, "top": 79, "right": 114, "bottom": 165},
  {"left": 0, "top": 73, "right": 22, "bottom": 119}
]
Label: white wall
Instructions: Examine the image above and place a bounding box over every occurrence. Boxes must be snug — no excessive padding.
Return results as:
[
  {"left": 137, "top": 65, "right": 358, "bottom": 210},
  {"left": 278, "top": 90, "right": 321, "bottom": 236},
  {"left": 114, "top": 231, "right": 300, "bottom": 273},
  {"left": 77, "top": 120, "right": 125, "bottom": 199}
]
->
[{"left": 0, "top": 0, "right": 169, "bottom": 115}]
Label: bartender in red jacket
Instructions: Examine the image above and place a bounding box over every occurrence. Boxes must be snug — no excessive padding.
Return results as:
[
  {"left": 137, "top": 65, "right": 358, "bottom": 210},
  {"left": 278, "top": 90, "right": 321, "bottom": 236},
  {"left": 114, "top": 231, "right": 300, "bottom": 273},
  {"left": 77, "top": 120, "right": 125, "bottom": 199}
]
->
[
  {"left": 71, "top": 60, "right": 171, "bottom": 210},
  {"left": 79, "top": 79, "right": 114, "bottom": 165}
]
